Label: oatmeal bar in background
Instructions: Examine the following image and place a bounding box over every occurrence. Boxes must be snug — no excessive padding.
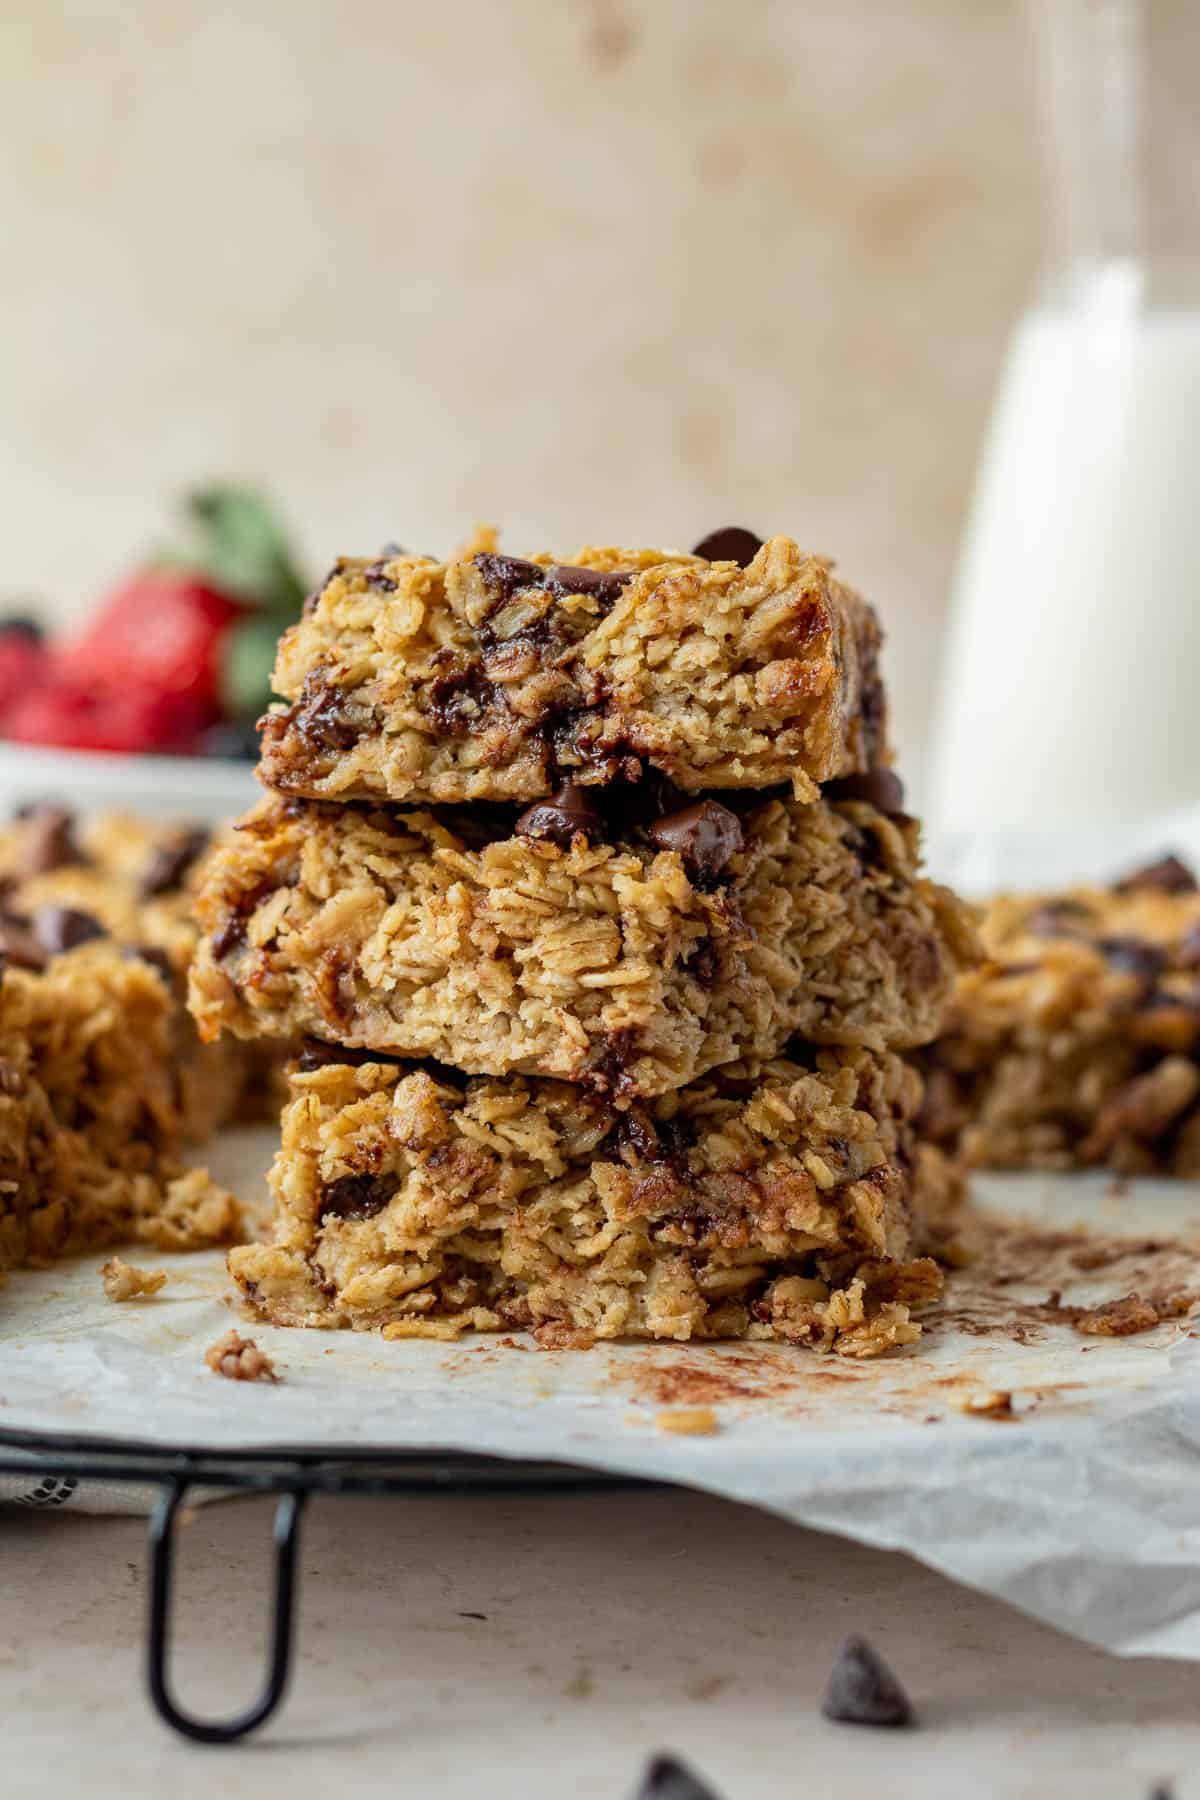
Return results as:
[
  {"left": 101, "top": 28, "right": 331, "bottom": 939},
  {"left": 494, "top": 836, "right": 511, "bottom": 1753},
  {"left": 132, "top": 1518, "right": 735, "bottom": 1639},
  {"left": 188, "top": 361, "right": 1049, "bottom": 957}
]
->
[
  {"left": 921, "top": 854, "right": 1200, "bottom": 1174},
  {"left": 0, "top": 943, "right": 242, "bottom": 1272},
  {"left": 229, "top": 1043, "right": 959, "bottom": 1356},
  {"left": 0, "top": 803, "right": 282, "bottom": 1135},
  {"left": 189, "top": 786, "right": 977, "bottom": 1094},
  {"left": 257, "top": 533, "right": 887, "bottom": 807}
]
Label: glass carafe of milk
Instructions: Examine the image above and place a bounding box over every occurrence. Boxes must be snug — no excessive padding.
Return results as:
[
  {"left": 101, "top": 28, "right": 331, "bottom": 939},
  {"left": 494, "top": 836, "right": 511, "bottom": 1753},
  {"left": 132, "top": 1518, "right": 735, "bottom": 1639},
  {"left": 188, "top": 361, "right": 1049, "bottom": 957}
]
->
[{"left": 931, "top": 0, "right": 1200, "bottom": 832}]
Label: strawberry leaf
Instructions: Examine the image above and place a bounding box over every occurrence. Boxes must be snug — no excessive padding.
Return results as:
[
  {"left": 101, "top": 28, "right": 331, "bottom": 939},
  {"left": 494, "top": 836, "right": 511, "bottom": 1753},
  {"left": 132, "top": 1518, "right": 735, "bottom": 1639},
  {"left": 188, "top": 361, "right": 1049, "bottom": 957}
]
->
[
  {"left": 220, "top": 613, "right": 284, "bottom": 718},
  {"left": 160, "top": 486, "right": 309, "bottom": 614}
]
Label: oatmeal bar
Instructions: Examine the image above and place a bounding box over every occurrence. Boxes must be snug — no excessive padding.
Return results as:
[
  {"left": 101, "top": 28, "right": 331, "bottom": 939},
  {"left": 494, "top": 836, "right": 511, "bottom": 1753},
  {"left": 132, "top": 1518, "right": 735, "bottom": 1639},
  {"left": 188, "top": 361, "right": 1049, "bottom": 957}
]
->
[
  {"left": 229, "top": 1044, "right": 958, "bottom": 1355},
  {"left": 921, "top": 854, "right": 1200, "bottom": 1174},
  {"left": 0, "top": 943, "right": 243, "bottom": 1272},
  {"left": 257, "top": 533, "right": 888, "bottom": 807},
  {"left": 189, "top": 785, "right": 976, "bottom": 1095},
  {"left": 0, "top": 804, "right": 280, "bottom": 1136}
]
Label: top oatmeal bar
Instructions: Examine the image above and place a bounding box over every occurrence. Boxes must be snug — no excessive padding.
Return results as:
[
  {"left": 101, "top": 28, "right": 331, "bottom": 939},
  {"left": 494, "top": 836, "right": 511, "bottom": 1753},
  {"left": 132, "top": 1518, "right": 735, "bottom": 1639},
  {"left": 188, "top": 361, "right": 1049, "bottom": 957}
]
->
[{"left": 257, "top": 531, "right": 887, "bottom": 806}]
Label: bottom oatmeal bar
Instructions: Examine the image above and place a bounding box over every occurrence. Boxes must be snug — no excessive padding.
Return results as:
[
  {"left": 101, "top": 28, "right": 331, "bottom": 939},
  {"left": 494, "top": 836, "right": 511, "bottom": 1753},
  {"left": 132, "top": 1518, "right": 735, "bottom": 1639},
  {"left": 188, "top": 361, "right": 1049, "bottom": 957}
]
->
[
  {"left": 230, "top": 1044, "right": 958, "bottom": 1356},
  {"left": 921, "top": 855, "right": 1200, "bottom": 1174}
]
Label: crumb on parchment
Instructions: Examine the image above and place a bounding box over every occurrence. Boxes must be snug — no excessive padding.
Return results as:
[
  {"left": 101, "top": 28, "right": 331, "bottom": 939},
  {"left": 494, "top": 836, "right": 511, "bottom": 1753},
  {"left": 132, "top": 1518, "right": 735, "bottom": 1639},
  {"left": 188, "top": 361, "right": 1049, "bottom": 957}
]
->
[
  {"left": 656, "top": 1406, "right": 720, "bottom": 1436},
  {"left": 101, "top": 1257, "right": 167, "bottom": 1302},
  {"left": 961, "top": 1390, "right": 1016, "bottom": 1420},
  {"left": 1073, "top": 1291, "right": 1196, "bottom": 1337},
  {"left": 205, "top": 1329, "right": 279, "bottom": 1382}
]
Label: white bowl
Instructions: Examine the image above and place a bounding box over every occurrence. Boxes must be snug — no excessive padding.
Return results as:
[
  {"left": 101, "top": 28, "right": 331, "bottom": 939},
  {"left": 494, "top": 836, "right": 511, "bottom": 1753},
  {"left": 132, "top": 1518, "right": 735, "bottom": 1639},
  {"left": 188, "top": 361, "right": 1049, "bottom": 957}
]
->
[{"left": 0, "top": 743, "right": 259, "bottom": 825}]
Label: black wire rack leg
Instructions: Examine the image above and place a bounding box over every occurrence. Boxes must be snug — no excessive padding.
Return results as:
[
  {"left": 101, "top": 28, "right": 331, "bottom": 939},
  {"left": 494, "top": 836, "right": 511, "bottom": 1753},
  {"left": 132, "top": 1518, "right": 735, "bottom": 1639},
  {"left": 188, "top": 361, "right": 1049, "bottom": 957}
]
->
[{"left": 146, "top": 1477, "right": 308, "bottom": 1744}]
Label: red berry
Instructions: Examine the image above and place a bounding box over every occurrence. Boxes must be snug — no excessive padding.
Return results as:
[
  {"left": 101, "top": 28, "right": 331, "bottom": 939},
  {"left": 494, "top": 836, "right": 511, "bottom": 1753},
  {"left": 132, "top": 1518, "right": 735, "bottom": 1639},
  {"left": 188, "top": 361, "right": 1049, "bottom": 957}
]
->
[
  {"left": 6, "top": 673, "right": 209, "bottom": 755},
  {"left": 57, "top": 570, "right": 246, "bottom": 721},
  {"left": 0, "top": 633, "right": 49, "bottom": 720}
]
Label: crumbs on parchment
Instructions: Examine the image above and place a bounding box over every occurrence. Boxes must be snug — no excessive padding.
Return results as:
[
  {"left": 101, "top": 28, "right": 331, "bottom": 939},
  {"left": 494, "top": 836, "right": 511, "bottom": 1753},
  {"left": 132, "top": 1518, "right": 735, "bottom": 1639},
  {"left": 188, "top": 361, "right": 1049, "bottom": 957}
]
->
[
  {"left": 656, "top": 1406, "right": 719, "bottom": 1436},
  {"left": 1072, "top": 1291, "right": 1196, "bottom": 1337},
  {"left": 101, "top": 1257, "right": 167, "bottom": 1302},
  {"left": 204, "top": 1329, "right": 279, "bottom": 1382}
]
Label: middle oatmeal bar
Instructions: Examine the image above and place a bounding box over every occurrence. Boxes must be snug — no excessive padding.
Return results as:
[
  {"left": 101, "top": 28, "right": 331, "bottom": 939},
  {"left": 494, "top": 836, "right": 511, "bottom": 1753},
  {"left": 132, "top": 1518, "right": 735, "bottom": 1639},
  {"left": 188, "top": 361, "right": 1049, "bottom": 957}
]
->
[
  {"left": 257, "top": 533, "right": 887, "bottom": 807},
  {"left": 189, "top": 786, "right": 977, "bottom": 1096},
  {"left": 229, "top": 1042, "right": 959, "bottom": 1355}
]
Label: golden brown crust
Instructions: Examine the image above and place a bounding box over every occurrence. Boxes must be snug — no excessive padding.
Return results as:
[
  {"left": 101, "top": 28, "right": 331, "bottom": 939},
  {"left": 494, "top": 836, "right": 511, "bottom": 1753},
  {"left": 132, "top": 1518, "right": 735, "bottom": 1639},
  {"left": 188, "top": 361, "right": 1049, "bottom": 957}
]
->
[{"left": 258, "top": 536, "right": 888, "bottom": 806}]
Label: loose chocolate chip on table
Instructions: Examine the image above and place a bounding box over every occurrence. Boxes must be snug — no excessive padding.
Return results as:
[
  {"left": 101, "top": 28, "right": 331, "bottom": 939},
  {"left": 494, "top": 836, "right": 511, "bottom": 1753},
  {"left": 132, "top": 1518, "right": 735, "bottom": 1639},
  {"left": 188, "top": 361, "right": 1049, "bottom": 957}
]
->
[
  {"left": 634, "top": 1753, "right": 724, "bottom": 1800},
  {"left": 35, "top": 905, "right": 107, "bottom": 956},
  {"left": 827, "top": 769, "right": 906, "bottom": 814},
  {"left": 1116, "top": 854, "right": 1198, "bottom": 896},
  {"left": 821, "top": 1635, "right": 914, "bottom": 1727},
  {"left": 648, "top": 800, "right": 744, "bottom": 880},
  {"left": 139, "top": 826, "right": 210, "bottom": 899},
  {"left": 17, "top": 804, "right": 84, "bottom": 876},
  {"left": 691, "top": 526, "right": 764, "bottom": 567},
  {"left": 515, "top": 783, "right": 605, "bottom": 849}
]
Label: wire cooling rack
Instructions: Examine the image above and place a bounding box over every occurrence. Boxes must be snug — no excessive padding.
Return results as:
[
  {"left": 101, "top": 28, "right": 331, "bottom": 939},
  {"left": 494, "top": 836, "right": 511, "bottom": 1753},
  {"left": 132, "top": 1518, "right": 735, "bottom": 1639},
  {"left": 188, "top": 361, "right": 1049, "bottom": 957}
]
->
[{"left": 0, "top": 1423, "right": 645, "bottom": 1745}]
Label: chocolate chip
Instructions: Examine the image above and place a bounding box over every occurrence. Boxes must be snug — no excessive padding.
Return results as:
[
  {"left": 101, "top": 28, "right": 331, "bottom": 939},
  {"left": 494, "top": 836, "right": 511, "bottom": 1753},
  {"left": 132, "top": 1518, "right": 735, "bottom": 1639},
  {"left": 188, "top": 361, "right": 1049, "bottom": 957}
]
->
[
  {"left": 428, "top": 659, "right": 498, "bottom": 735},
  {"left": 0, "top": 913, "right": 46, "bottom": 970},
  {"left": 474, "top": 553, "right": 545, "bottom": 605},
  {"left": 139, "top": 827, "right": 210, "bottom": 899},
  {"left": 1116, "top": 854, "right": 1198, "bottom": 896},
  {"left": 691, "top": 526, "right": 764, "bottom": 567},
  {"left": 633, "top": 1755, "right": 723, "bottom": 1800},
  {"left": 319, "top": 1173, "right": 393, "bottom": 1221},
  {"left": 827, "top": 769, "right": 906, "bottom": 814},
  {"left": 17, "top": 805, "right": 84, "bottom": 876},
  {"left": 474, "top": 552, "right": 633, "bottom": 611},
  {"left": 290, "top": 670, "right": 362, "bottom": 752},
  {"left": 0, "top": 1056, "right": 23, "bottom": 1096},
  {"left": 515, "top": 783, "right": 604, "bottom": 849},
  {"left": 35, "top": 905, "right": 106, "bottom": 956},
  {"left": 544, "top": 563, "right": 634, "bottom": 606},
  {"left": 123, "top": 944, "right": 175, "bottom": 984},
  {"left": 1025, "top": 899, "right": 1093, "bottom": 938},
  {"left": 1098, "top": 936, "right": 1169, "bottom": 981},
  {"left": 609, "top": 1109, "right": 661, "bottom": 1162},
  {"left": 363, "top": 559, "right": 398, "bottom": 591},
  {"left": 821, "top": 1636, "right": 914, "bottom": 1728},
  {"left": 648, "top": 800, "right": 743, "bottom": 880}
]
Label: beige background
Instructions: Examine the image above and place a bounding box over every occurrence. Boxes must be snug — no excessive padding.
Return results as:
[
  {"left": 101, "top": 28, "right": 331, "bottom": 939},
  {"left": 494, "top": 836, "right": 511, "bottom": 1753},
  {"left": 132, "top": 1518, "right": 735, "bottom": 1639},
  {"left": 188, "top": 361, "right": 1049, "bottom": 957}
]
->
[{"left": 0, "top": 0, "right": 1042, "bottom": 789}]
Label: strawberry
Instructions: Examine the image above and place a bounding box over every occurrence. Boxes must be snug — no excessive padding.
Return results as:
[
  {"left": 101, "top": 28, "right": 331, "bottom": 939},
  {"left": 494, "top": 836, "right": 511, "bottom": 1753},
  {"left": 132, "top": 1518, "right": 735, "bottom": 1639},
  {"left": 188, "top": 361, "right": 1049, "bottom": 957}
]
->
[
  {"left": 0, "top": 619, "right": 48, "bottom": 720},
  {"left": 40, "top": 487, "right": 309, "bottom": 756},
  {"left": 5, "top": 674, "right": 209, "bottom": 755}
]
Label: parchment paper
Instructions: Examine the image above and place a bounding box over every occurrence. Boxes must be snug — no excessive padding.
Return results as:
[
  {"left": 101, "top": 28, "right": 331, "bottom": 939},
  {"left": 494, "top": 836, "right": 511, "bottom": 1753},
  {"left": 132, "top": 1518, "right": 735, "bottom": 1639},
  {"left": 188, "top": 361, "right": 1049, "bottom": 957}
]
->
[{"left": 3, "top": 1126, "right": 1199, "bottom": 1661}]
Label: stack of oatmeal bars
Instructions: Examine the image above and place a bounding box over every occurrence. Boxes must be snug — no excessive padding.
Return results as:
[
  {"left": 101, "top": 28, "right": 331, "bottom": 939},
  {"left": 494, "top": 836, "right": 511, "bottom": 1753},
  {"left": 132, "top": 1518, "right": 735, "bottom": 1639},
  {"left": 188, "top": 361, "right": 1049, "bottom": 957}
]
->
[{"left": 190, "top": 527, "right": 978, "bottom": 1354}]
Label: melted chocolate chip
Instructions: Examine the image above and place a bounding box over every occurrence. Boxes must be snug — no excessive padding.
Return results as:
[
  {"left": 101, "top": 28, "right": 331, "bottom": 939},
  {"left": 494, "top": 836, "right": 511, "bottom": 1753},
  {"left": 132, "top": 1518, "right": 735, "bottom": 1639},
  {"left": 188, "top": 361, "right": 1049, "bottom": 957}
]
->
[
  {"left": 1098, "top": 937, "right": 1169, "bottom": 981},
  {"left": 515, "top": 783, "right": 604, "bottom": 849},
  {"left": 633, "top": 1754, "right": 723, "bottom": 1800},
  {"left": 0, "top": 913, "right": 46, "bottom": 970},
  {"left": 473, "top": 552, "right": 633, "bottom": 612},
  {"left": 319, "top": 1173, "right": 393, "bottom": 1222},
  {"left": 427, "top": 659, "right": 498, "bottom": 735},
  {"left": 17, "top": 805, "right": 84, "bottom": 876},
  {"left": 35, "top": 905, "right": 106, "bottom": 956},
  {"left": 1116, "top": 854, "right": 1198, "bottom": 896},
  {"left": 648, "top": 800, "right": 743, "bottom": 880},
  {"left": 139, "top": 827, "right": 210, "bottom": 899},
  {"left": 608, "top": 1109, "right": 661, "bottom": 1162},
  {"left": 827, "top": 769, "right": 906, "bottom": 814},
  {"left": 290, "top": 671, "right": 362, "bottom": 752},
  {"left": 544, "top": 563, "right": 634, "bottom": 605},
  {"left": 691, "top": 526, "right": 764, "bottom": 567},
  {"left": 821, "top": 1636, "right": 914, "bottom": 1728}
]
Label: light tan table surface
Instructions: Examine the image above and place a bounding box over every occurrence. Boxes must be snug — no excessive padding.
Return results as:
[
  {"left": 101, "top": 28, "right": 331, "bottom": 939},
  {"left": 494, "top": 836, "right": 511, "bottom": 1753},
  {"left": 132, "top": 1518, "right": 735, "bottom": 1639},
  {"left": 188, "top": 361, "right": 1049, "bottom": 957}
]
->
[{"left": 2, "top": 1485, "right": 1195, "bottom": 1797}]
